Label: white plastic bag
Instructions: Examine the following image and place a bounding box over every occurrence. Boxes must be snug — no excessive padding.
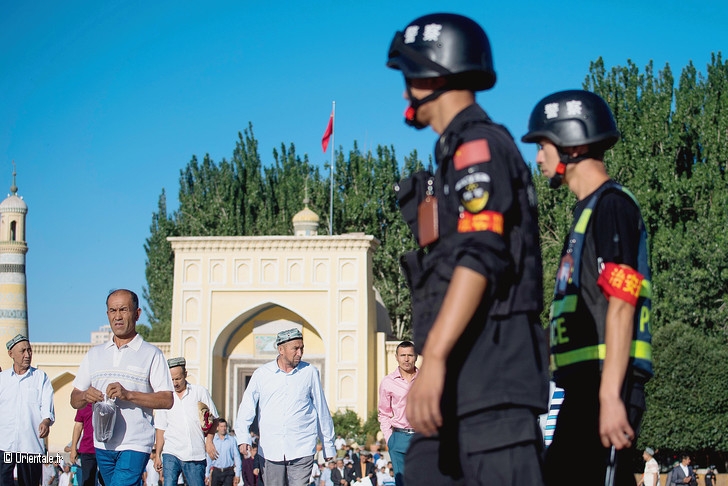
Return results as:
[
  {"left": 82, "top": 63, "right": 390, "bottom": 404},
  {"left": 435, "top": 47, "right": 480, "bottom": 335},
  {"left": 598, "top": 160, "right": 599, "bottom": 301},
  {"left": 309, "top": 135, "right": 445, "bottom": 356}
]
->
[{"left": 93, "top": 396, "right": 117, "bottom": 442}]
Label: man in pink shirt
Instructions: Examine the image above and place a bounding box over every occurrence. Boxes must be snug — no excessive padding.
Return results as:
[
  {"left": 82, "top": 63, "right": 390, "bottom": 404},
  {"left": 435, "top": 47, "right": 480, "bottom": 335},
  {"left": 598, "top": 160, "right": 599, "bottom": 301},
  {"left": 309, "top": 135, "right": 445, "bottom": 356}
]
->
[{"left": 378, "top": 341, "right": 418, "bottom": 486}]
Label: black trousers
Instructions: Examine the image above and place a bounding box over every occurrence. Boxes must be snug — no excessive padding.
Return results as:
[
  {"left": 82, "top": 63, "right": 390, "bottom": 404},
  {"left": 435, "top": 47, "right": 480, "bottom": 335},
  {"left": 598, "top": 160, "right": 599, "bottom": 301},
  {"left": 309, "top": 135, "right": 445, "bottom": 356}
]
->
[
  {"left": 210, "top": 467, "right": 236, "bottom": 486},
  {"left": 405, "top": 407, "right": 545, "bottom": 485},
  {"left": 544, "top": 380, "right": 645, "bottom": 486},
  {"left": 0, "top": 451, "right": 42, "bottom": 486},
  {"left": 80, "top": 452, "right": 103, "bottom": 486}
]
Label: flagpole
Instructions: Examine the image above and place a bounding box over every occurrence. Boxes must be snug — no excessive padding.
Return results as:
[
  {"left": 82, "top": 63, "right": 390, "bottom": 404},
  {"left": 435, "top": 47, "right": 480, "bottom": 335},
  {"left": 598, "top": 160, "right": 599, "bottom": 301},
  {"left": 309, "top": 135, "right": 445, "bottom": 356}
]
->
[{"left": 329, "top": 101, "right": 336, "bottom": 235}]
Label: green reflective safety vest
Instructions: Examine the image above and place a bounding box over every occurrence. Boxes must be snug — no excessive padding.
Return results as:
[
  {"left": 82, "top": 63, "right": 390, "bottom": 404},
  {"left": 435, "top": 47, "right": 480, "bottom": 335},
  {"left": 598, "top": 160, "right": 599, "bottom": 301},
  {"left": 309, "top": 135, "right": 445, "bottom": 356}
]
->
[{"left": 550, "top": 181, "right": 653, "bottom": 384}]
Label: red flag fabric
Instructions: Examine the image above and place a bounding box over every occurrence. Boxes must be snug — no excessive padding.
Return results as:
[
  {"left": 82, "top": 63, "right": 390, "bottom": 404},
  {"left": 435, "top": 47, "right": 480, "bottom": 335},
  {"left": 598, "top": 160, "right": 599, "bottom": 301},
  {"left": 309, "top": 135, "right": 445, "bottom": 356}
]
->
[{"left": 321, "top": 113, "right": 333, "bottom": 152}]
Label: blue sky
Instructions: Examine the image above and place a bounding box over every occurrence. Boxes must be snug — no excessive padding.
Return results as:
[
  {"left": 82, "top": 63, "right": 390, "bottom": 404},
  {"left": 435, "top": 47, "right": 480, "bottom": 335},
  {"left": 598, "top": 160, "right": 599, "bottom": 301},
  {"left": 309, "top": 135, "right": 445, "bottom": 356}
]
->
[{"left": 1, "top": 0, "right": 725, "bottom": 343}]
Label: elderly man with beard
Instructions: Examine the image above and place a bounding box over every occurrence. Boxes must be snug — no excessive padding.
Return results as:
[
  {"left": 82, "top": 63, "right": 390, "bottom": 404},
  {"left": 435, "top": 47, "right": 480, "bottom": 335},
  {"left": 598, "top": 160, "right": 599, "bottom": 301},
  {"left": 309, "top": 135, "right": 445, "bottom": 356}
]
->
[
  {"left": 0, "top": 334, "right": 55, "bottom": 486},
  {"left": 234, "top": 328, "right": 335, "bottom": 486}
]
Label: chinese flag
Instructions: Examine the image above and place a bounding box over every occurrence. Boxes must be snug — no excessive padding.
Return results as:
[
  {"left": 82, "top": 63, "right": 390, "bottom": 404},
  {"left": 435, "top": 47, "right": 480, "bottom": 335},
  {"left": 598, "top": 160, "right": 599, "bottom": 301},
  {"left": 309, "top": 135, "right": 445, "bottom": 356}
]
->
[{"left": 321, "top": 113, "right": 333, "bottom": 152}]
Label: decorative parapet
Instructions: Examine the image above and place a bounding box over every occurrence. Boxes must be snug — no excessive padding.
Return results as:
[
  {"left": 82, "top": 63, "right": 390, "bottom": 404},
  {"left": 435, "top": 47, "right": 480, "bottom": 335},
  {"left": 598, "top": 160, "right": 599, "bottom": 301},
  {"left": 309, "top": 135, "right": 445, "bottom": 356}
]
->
[
  {"left": 33, "top": 342, "right": 171, "bottom": 355},
  {"left": 168, "top": 235, "right": 380, "bottom": 254}
]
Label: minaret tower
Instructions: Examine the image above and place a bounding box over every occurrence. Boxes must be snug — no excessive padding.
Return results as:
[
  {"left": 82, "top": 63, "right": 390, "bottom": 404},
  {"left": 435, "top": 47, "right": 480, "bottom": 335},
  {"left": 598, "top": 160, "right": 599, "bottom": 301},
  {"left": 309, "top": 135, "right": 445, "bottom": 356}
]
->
[{"left": 0, "top": 163, "right": 29, "bottom": 369}]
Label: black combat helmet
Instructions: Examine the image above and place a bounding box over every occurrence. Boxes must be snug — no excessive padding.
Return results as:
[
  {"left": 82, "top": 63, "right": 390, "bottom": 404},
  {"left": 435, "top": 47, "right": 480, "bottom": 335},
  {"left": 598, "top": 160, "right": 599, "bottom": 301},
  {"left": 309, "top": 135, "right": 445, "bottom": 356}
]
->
[
  {"left": 387, "top": 13, "right": 496, "bottom": 91},
  {"left": 522, "top": 89, "right": 620, "bottom": 150}
]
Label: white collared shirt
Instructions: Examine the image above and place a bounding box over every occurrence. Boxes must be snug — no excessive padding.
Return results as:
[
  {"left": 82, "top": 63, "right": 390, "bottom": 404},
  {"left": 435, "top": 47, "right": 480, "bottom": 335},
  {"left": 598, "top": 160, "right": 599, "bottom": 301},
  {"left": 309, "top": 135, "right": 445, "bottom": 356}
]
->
[
  {"left": 155, "top": 382, "right": 218, "bottom": 461},
  {"left": 234, "top": 359, "right": 336, "bottom": 461},
  {"left": 73, "top": 334, "right": 173, "bottom": 453},
  {"left": 0, "top": 366, "right": 55, "bottom": 454}
]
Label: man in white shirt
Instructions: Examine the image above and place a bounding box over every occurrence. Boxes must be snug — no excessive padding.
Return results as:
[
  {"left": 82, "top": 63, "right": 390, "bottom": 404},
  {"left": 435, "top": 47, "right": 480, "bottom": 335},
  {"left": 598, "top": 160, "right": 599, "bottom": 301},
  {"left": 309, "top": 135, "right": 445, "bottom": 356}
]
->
[
  {"left": 0, "top": 334, "right": 55, "bottom": 486},
  {"left": 234, "top": 328, "right": 336, "bottom": 486},
  {"left": 638, "top": 447, "right": 659, "bottom": 486},
  {"left": 155, "top": 357, "right": 218, "bottom": 486},
  {"left": 71, "top": 289, "right": 174, "bottom": 486}
]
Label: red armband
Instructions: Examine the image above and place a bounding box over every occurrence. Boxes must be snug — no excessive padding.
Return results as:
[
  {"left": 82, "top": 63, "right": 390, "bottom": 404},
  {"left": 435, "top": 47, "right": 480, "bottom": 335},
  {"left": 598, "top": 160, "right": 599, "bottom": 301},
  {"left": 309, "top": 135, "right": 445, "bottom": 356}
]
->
[{"left": 597, "top": 262, "right": 644, "bottom": 306}]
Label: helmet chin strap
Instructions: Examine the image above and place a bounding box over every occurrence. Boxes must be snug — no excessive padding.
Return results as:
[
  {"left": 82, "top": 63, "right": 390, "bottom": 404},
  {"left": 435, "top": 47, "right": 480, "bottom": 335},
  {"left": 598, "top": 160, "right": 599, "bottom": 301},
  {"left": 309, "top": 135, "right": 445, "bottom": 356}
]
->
[
  {"left": 404, "top": 85, "right": 447, "bottom": 130},
  {"left": 549, "top": 150, "right": 591, "bottom": 189}
]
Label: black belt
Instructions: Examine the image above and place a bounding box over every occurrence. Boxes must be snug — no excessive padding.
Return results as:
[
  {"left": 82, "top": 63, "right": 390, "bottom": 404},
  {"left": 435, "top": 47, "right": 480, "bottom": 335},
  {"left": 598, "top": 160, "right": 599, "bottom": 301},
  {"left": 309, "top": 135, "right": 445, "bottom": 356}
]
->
[
  {"left": 211, "top": 466, "right": 235, "bottom": 473},
  {"left": 393, "top": 427, "right": 415, "bottom": 434}
]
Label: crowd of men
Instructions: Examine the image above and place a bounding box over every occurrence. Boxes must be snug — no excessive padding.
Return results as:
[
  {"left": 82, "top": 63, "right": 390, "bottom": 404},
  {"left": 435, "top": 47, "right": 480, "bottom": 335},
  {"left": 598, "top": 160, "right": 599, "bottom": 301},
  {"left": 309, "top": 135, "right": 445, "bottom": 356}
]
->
[{"left": 1, "top": 9, "right": 720, "bottom": 486}]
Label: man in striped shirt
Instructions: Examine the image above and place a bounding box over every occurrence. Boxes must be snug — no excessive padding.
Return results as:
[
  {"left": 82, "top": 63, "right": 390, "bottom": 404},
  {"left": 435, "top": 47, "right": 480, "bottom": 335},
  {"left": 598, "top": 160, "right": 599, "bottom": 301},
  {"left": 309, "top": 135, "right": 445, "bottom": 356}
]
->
[{"left": 378, "top": 341, "right": 418, "bottom": 486}]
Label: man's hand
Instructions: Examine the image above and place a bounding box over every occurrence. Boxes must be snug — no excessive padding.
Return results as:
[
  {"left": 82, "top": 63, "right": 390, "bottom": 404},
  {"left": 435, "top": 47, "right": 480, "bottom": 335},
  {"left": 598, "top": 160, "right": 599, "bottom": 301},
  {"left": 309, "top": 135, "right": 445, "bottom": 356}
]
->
[
  {"left": 598, "top": 394, "right": 633, "bottom": 449},
  {"left": 70, "top": 447, "right": 78, "bottom": 465},
  {"left": 405, "top": 357, "right": 445, "bottom": 436},
  {"left": 106, "top": 382, "right": 130, "bottom": 401},
  {"left": 154, "top": 455, "right": 162, "bottom": 472},
  {"left": 84, "top": 386, "right": 104, "bottom": 404},
  {"left": 238, "top": 443, "right": 250, "bottom": 457},
  {"left": 38, "top": 418, "right": 51, "bottom": 439},
  {"left": 205, "top": 438, "right": 219, "bottom": 461},
  {"left": 233, "top": 477, "right": 240, "bottom": 486}
]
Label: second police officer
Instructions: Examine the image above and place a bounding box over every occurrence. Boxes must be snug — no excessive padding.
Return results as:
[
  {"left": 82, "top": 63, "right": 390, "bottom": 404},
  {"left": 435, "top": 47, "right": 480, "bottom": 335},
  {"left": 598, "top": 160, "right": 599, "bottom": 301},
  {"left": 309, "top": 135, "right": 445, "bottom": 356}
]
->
[
  {"left": 387, "top": 13, "right": 549, "bottom": 484},
  {"left": 522, "top": 90, "right": 653, "bottom": 486}
]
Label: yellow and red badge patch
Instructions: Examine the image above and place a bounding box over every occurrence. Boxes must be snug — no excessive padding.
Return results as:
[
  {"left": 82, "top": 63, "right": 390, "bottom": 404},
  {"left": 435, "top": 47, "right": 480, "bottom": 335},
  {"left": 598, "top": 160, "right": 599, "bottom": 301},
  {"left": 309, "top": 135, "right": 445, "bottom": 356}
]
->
[
  {"left": 597, "top": 262, "right": 644, "bottom": 306},
  {"left": 453, "top": 139, "right": 491, "bottom": 170},
  {"left": 457, "top": 210, "right": 504, "bottom": 234}
]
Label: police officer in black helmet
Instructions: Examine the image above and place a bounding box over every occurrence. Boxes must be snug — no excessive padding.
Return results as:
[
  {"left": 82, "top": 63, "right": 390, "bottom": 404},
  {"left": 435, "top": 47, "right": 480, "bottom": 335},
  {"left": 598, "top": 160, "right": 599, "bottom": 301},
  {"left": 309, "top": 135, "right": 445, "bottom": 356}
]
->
[
  {"left": 388, "top": 13, "right": 549, "bottom": 484},
  {"left": 522, "top": 90, "right": 653, "bottom": 486}
]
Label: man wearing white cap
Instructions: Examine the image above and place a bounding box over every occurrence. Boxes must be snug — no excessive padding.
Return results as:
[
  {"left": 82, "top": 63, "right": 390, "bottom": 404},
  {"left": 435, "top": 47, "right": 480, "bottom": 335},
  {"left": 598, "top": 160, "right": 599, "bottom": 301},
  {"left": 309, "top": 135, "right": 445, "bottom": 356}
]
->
[
  {"left": 0, "top": 334, "right": 55, "bottom": 486},
  {"left": 638, "top": 448, "right": 658, "bottom": 486},
  {"left": 234, "top": 328, "right": 336, "bottom": 486},
  {"left": 154, "top": 357, "right": 219, "bottom": 486}
]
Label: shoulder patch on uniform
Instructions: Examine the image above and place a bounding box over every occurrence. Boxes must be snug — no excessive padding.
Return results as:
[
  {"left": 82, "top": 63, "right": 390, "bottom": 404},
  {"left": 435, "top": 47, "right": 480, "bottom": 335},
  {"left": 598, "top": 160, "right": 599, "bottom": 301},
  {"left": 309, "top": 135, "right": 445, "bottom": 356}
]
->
[{"left": 453, "top": 139, "right": 491, "bottom": 170}]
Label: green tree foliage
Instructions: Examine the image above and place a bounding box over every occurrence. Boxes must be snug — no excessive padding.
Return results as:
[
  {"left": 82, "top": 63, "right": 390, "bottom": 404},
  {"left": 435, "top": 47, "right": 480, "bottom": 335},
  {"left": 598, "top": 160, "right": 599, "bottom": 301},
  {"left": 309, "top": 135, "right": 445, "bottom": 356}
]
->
[
  {"left": 641, "top": 322, "right": 728, "bottom": 453},
  {"left": 361, "top": 409, "right": 384, "bottom": 447},
  {"left": 332, "top": 409, "right": 363, "bottom": 444},
  {"left": 142, "top": 190, "right": 176, "bottom": 341},
  {"left": 331, "top": 409, "right": 384, "bottom": 448}
]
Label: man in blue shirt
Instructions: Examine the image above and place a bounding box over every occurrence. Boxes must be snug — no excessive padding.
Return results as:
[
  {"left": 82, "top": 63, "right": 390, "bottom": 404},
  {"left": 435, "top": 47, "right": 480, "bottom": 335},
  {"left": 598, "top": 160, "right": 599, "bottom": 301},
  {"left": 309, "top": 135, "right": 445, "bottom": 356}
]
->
[
  {"left": 234, "top": 328, "right": 336, "bottom": 486},
  {"left": 206, "top": 418, "right": 241, "bottom": 486}
]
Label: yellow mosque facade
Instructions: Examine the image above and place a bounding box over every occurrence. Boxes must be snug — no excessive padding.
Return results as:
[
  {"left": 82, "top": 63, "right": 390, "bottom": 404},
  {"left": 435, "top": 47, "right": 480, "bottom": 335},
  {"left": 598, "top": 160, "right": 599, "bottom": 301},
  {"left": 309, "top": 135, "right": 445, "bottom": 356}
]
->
[{"left": 1, "top": 187, "right": 404, "bottom": 454}]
